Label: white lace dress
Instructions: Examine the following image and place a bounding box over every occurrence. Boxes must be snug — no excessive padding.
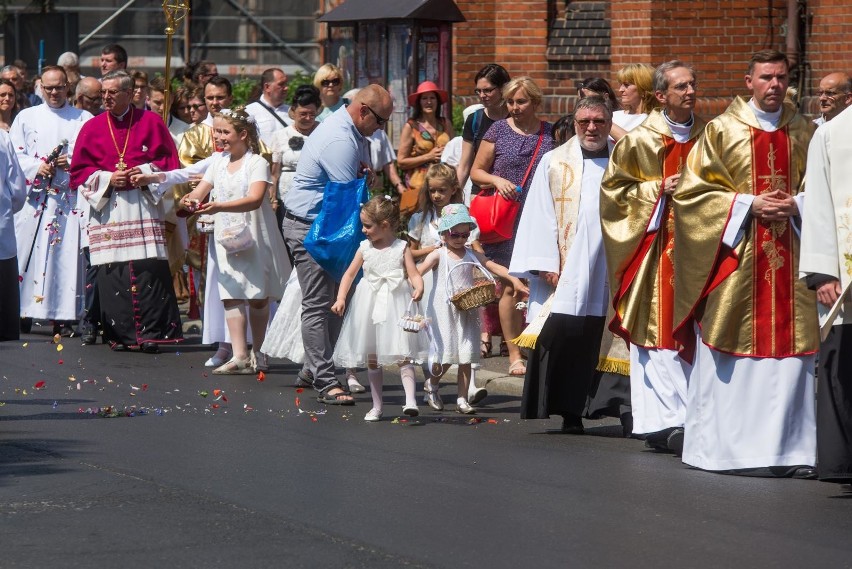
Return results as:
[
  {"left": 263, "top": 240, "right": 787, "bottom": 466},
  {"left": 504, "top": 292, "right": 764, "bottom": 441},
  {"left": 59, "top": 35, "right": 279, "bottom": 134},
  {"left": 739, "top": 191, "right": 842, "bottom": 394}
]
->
[
  {"left": 426, "top": 247, "right": 482, "bottom": 365},
  {"left": 269, "top": 125, "right": 307, "bottom": 200},
  {"left": 333, "top": 239, "right": 429, "bottom": 368},
  {"left": 203, "top": 153, "right": 290, "bottom": 300}
]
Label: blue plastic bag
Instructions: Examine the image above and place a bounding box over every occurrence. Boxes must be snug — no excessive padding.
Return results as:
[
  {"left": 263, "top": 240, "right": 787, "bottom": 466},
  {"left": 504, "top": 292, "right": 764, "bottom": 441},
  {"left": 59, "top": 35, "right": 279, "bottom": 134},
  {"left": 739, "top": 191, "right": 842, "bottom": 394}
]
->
[{"left": 304, "top": 178, "right": 369, "bottom": 282}]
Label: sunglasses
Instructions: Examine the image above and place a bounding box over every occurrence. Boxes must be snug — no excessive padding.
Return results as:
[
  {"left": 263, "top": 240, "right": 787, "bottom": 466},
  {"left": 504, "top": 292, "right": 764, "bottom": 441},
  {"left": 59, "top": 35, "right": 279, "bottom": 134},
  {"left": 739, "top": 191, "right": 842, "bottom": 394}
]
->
[
  {"left": 321, "top": 78, "right": 341, "bottom": 87},
  {"left": 363, "top": 104, "right": 389, "bottom": 126},
  {"left": 448, "top": 231, "right": 471, "bottom": 239},
  {"left": 574, "top": 118, "right": 608, "bottom": 128}
]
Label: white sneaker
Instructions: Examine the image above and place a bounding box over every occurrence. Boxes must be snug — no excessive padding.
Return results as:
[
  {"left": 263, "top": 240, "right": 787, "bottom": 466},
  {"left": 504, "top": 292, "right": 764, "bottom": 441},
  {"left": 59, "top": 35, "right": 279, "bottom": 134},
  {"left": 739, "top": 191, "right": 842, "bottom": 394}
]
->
[{"left": 364, "top": 408, "right": 383, "bottom": 422}]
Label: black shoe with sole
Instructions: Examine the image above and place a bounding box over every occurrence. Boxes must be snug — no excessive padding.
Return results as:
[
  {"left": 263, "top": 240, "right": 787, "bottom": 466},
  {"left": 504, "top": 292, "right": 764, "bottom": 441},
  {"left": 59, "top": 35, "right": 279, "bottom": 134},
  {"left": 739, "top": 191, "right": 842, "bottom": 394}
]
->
[
  {"left": 666, "top": 428, "right": 685, "bottom": 456},
  {"left": 560, "top": 414, "right": 584, "bottom": 435},
  {"left": 140, "top": 342, "right": 160, "bottom": 354}
]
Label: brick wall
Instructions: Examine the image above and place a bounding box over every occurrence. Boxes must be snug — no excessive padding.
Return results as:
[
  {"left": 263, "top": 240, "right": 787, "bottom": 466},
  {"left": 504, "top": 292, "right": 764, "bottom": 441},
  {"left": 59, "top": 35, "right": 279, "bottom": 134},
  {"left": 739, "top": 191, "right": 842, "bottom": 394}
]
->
[{"left": 450, "top": 0, "right": 852, "bottom": 121}]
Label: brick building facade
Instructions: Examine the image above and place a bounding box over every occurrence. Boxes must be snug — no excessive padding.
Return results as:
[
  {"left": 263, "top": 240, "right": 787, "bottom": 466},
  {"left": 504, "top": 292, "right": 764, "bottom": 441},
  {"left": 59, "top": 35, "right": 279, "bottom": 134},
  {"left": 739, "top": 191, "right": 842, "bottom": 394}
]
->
[{"left": 451, "top": 0, "right": 852, "bottom": 120}]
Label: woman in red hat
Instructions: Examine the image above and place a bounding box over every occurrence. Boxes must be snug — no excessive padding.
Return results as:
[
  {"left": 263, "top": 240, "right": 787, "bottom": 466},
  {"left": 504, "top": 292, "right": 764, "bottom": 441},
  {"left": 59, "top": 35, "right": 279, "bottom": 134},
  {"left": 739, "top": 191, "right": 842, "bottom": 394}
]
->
[{"left": 397, "top": 80, "right": 455, "bottom": 214}]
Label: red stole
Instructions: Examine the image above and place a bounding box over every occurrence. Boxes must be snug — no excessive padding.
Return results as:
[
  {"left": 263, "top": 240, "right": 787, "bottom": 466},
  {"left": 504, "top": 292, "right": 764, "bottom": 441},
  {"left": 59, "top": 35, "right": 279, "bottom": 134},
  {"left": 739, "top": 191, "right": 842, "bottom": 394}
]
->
[
  {"left": 613, "top": 135, "right": 694, "bottom": 349},
  {"left": 749, "top": 127, "right": 795, "bottom": 356}
]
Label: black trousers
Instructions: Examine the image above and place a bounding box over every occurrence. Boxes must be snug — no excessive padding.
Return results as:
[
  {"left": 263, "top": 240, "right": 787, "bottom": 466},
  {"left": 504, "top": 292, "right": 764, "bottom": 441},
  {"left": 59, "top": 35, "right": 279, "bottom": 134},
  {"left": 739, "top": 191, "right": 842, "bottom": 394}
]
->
[
  {"left": 521, "top": 313, "right": 606, "bottom": 419},
  {"left": 817, "top": 324, "right": 852, "bottom": 482},
  {"left": 0, "top": 256, "right": 20, "bottom": 341}
]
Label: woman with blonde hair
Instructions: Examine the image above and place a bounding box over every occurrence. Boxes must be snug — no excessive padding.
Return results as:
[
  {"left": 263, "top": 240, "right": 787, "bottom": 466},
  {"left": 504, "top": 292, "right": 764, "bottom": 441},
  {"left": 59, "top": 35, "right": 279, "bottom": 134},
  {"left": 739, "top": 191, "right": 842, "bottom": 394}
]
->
[
  {"left": 470, "top": 76, "right": 554, "bottom": 377},
  {"left": 611, "top": 63, "right": 659, "bottom": 141},
  {"left": 314, "top": 64, "right": 347, "bottom": 122}
]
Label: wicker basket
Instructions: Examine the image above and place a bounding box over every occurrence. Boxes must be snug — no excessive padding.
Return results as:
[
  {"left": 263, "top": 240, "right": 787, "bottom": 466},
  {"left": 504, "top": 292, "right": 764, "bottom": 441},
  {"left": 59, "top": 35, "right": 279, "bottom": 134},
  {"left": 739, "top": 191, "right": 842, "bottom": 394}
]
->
[{"left": 446, "top": 261, "right": 497, "bottom": 311}]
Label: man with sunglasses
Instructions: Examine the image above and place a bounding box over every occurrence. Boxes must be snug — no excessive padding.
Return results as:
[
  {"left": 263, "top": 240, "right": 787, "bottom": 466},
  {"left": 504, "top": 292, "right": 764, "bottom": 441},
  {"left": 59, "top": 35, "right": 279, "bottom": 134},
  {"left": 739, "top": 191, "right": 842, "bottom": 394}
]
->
[
  {"left": 600, "top": 61, "right": 706, "bottom": 453},
  {"left": 509, "top": 95, "right": 613, "bottom": 435},
  {"left": 10, "top": 65, "right": 93, "bottom": 339},
  {"left": 282, "top": 84, "right": 392, "bottom": 405},
  {"left": 246, "top": 68, "right": 291, "bottom": 146}
]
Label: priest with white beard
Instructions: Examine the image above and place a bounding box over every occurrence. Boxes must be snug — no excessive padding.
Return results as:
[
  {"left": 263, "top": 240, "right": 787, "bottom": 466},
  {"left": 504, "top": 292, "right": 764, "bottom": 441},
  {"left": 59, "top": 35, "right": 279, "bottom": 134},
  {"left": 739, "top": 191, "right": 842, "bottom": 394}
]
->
[
  {"left": 510, "top": 96, "right": 612, "bottom": 434},
  {"left": 12, "top": 65, "right": 92, "bottom": 333}
]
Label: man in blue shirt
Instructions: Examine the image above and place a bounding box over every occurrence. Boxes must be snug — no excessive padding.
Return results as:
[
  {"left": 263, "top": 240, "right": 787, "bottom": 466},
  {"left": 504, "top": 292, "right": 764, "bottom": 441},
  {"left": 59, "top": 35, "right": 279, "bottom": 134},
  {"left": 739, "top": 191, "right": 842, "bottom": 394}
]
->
[{"left": 282, "top": 84, "right": 393, "bottom": 404}]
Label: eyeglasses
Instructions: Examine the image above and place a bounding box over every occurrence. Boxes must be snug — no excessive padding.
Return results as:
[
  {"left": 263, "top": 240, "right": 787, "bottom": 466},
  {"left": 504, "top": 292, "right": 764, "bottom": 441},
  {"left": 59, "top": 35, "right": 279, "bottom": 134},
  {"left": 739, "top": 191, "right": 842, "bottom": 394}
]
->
[
  {"left": 448, "top": 231, "right": 471, "bottom": 239},
  {"left": 321, "top": 78, "right": 341, "bottom": 87},
  {"left": 42, "top": 84, "right": 67, "bottom": 93},
  {"left": 100, "top": 88, "right": 128, "bottom": 97},
  {"left": 474, "top": 86, "right": 497, "bottom": 95},
  {"left": 188, "top": 104, "right": 206, "bottom": 110},
  {"left": 817, "top": 90, "right": 849, "bottom": 98},
  {"left": 574, "top": 118, "right": 608, "bottom": 128},
  {"left": 363, "top": 104, "right": 389, "bottom": 126}
]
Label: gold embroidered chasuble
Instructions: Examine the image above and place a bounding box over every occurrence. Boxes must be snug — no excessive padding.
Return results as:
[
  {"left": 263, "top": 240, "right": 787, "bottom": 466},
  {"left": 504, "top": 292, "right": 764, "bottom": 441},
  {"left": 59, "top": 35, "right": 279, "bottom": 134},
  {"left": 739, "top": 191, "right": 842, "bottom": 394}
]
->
[
  {"left": 601, "top": 109, "right": 706, "bottom": 349},
  {"left": 673, "top": 97, "right": 818, "bottom": 360},
  {"left": 547, "top": 137, "right": 584, "bottom": 267}
]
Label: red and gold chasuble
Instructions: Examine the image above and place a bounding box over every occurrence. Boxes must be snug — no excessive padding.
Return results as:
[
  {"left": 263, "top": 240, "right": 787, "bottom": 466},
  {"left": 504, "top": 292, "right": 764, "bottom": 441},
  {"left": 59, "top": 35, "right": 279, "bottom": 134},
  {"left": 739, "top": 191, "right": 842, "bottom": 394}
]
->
[{"left": 750, "top": 128, "right": 795, "bottom": 355}]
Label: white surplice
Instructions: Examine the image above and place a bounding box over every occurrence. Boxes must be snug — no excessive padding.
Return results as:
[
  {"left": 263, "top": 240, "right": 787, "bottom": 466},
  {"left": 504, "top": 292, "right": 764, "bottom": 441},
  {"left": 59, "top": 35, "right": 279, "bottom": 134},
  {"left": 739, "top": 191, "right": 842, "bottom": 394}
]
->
[
  {"left": 682, "top": 102, "right": 815, "bottom": 471},
  {"left": 509, "top": 148, "right": 610, "bottom": 320},
  {"left": 11, "top": 103, "right": 92, "bottom": 320}
]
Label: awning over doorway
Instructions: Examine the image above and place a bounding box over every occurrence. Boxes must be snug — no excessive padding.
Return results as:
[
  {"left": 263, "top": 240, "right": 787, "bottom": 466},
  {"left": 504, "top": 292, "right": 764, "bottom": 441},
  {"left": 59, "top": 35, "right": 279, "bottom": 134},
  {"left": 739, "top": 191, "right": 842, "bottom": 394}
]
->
[{"left": 318, "top": 0, "right": 465, "bottom": 23}]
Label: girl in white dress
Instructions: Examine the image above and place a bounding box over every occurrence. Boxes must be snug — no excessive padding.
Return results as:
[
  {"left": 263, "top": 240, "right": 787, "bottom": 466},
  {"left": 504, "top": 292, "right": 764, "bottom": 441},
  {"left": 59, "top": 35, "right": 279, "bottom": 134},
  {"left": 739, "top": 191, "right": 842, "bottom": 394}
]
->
[
  {"left": 179, "top": 108, "right": 289, "bottom": 374},
  {"left": 332, "top": 196, "right": 427, "bottom": 422},
  {"left": 418, "top": 204, "right": 527, "bottom": 414},
  {"left": 407, "top": 163, "right": 489, "bottom": 404}
]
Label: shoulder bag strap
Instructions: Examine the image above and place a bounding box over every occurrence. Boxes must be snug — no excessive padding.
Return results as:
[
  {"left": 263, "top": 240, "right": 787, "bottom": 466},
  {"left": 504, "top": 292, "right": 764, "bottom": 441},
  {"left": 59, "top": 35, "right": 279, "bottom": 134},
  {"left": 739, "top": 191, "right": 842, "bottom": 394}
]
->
[
  {"left": 519, "top": 122, "right": 546, "bottom": 190},
  {"left": 257, "top": 100, "right": 289, "bottom": 128}
]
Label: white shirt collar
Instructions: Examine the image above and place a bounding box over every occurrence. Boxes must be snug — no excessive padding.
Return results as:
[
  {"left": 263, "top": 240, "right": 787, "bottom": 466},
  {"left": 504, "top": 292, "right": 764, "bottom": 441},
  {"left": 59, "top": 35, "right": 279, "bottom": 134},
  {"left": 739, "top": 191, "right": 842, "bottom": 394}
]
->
[{"left": 748, "top": 98, "right": 782, "bottom": 131}]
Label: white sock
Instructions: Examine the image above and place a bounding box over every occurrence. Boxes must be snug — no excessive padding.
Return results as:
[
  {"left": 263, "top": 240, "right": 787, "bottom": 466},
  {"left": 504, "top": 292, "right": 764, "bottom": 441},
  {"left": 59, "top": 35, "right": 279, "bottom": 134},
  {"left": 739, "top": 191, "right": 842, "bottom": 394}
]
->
[
  {"left": 400, "top": 364, "right": 417, "bottom": 408},
  {"left": 368, "top": 368, "right": 383, "bottom": 411},
  {"left": 467, "top": 367, "right": 479, "bottom": 397}
]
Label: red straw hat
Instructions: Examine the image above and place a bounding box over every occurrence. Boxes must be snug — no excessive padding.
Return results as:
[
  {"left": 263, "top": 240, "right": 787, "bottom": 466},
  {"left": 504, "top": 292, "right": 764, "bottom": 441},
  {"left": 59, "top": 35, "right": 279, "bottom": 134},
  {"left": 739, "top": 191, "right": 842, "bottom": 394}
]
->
[{"left": 408, "top": 80, "right": 449, "bottom": 107}]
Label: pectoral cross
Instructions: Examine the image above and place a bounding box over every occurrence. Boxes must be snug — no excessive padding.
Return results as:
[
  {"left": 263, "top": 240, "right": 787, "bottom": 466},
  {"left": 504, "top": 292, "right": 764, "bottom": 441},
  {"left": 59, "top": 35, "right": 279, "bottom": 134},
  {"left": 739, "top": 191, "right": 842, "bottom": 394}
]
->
[{"left": 116, "top": 159, "right": 127, "bottom": 171}]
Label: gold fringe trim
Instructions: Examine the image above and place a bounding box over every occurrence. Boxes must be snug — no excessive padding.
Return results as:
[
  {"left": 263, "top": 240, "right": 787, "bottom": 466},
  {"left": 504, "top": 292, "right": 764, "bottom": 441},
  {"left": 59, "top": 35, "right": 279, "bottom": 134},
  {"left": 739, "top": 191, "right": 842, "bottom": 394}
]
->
[
  {"left": 596, "top": 356, "right": 630, "bottom": 376},
  {"left": 512, "top": 332, "right": 540, "bottom": 349}
]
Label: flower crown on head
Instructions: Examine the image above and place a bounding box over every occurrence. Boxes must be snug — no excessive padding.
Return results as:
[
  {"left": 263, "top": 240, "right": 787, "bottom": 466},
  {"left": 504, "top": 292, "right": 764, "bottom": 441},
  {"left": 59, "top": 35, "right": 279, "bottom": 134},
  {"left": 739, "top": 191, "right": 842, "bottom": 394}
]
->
[{"left": 219, "top": 107, "right": 256, "bottom": 124}]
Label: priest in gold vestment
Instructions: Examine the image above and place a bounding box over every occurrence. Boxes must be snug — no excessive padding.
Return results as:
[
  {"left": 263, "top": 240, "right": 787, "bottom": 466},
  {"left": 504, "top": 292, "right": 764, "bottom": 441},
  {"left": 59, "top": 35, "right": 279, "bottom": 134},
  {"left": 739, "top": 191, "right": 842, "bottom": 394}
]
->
[
  {"left": 673, "top": 50, "right": 817, "bottom": 477},
  {"left": 601, "top": 61, "right": 706, "bottom": 453}
]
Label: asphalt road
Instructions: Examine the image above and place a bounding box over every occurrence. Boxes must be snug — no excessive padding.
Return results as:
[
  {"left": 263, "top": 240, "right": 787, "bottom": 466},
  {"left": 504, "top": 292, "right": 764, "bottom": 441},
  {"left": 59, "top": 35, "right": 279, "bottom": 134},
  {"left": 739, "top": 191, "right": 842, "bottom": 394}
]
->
[{"left": 2, "top": 330, "right": 851, "bottom": 568}]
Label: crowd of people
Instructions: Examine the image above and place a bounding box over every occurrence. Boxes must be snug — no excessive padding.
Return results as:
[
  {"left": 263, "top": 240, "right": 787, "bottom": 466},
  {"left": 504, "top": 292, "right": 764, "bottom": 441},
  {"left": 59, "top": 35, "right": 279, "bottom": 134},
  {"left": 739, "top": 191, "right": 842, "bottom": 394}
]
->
[{"left": 0, "top": 42, "right": 851, "bottom": 487}]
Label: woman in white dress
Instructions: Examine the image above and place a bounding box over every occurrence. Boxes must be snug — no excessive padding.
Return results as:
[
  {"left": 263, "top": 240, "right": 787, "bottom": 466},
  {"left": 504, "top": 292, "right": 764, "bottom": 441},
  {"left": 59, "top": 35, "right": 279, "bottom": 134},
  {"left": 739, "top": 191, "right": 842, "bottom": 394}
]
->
[
  {"left": 610, "top": 63, "right": 659, "bottom": 141},
  {"left": 179, "top": 108, "right": 289, "bottom": 374}
]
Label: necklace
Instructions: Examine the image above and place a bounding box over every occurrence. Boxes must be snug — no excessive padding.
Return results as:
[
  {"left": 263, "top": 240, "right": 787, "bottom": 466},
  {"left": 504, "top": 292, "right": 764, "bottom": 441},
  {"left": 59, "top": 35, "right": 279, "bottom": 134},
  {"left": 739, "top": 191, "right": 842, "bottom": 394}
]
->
[
  {"left": 106, "top": 108, "right": 134, "bottom": 170},
  {"left": 514, "top": 117, "right": 539, "bottom": 134}
]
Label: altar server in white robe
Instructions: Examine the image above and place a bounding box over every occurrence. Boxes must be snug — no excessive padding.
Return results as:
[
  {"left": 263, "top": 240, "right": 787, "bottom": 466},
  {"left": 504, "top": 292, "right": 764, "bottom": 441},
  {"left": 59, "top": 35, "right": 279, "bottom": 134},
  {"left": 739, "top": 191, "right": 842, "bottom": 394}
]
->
[
  {"left": 12, "top": 65, "right": 92, "bottom": 327},
  {"left": 510, "top": 96, "right": 612, "bottom": 434},
  {"left": 799, "top": 104, "right": 852, "bottom": 485}
]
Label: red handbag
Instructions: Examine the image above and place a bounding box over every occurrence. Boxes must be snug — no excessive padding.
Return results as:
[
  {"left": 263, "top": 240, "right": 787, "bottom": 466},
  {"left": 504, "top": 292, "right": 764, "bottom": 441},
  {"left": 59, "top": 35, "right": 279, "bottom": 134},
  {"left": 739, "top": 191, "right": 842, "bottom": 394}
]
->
[{"left": 470, "top": 123, "right": 545, "bottom": 244}]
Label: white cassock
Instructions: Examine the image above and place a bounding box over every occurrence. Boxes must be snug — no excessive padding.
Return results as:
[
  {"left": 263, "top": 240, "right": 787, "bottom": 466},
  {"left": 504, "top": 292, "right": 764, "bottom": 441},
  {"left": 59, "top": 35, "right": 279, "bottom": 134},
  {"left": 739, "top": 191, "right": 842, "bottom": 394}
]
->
[
  {"left": 682, "top": 102, "right": 815, "bottom": 472},
  {"left": 509, "top": 142, "right": 610, "bottom": 320},
  {"left": 12, "top": 103, "right": 92, "bottom": 320}
]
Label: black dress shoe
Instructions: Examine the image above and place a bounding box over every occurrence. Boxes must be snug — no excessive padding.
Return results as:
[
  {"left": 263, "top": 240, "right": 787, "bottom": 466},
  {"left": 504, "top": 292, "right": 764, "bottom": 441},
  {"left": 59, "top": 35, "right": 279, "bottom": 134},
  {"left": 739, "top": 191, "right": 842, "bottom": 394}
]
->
[
  {"left": 666, "top": 428, "right": 685, "bottom": 456},
  {"left": 620, "top": 412, "right": 634, "bottom": 438},
  {"left": 81, "top": 333, "right": 96, "bottom": 345},
  {"left": 644, "top": 427, "right": 676, "bottom": 451},
  {"left": 791, "top": 466, "right": 817, "bottom": 480},
  {"left": 110, "top": 343, "right": 128, "bottom": 352},
  {"left": 560, "top": 415, "right": 584, "bottom": 435},
  {"left": 141, "top": 341, "right": 160, "bottom": 354},
  {"left": 20, "top": 318, "right": 32, "bottom": 334}
]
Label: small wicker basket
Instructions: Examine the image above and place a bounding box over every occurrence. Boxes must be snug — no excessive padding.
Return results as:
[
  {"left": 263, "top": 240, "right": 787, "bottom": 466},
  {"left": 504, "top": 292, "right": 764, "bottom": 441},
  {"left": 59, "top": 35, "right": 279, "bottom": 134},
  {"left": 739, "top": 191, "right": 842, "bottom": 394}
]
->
[{"left": 447, "top": 261, "right": 497, "bottom": 311}]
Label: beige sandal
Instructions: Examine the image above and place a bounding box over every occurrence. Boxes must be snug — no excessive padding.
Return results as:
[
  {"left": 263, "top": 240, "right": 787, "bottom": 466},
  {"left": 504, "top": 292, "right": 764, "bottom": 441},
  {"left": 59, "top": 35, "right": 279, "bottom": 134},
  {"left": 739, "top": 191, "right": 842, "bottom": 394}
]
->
[
  {"left": 508, "top": 359, "right": 527, "bottom": 376},
  {"left": 213, "top": 356, "right": 256, "bottom": 375}
]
